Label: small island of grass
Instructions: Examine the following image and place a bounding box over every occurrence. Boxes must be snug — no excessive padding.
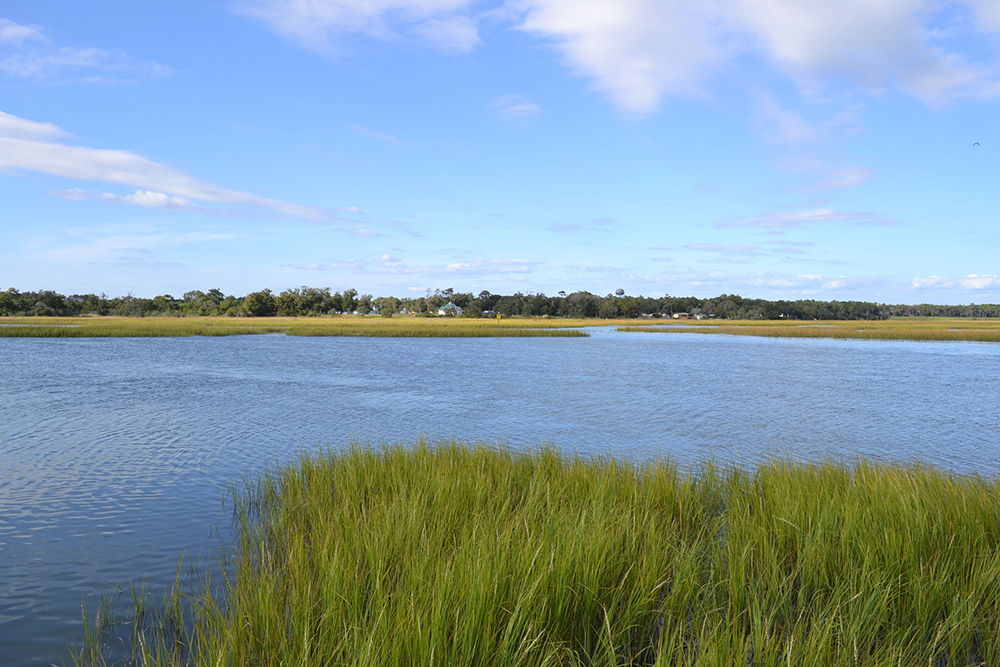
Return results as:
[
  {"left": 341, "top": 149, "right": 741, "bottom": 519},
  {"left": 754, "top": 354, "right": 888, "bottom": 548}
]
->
[
  {"left": 619, "top": 317, "right": 1000, "bottom": 343},
  {"left": 0, "top": 316, "right": 594, "bottom": 338}
]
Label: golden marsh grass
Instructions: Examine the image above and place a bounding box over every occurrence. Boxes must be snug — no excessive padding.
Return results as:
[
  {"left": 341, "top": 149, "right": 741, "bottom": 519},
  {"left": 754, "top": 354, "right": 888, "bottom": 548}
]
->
[
  {"left": 619, "top": 317, "right": 1000, "bottom": 342},
  {"left": 0, "top": 316, "right": 596, "bottom": 338}
]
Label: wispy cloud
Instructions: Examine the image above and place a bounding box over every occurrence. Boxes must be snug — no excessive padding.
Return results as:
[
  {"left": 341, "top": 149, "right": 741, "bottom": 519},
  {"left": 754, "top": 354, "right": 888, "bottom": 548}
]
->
[
  {"left": 548, "top": 218, "right": 617, "bottom": 233},
  {"left": 1, "top": 110, "right": 329, "bottom": 220},
  {"left": 282, "top": 260, "right": 366, "bottom": 271},
  {"left": 714, "top": 207, "right": 896, "bottom": 229},
  {"left": 233, "top": 0, "right": 482, "bottom": 56},
  {"left": 390, "top": 220, "right": 426, "bottom": 237},
  {"left": 50, "top": 188, "right": 199, "bottom": 211},
  {"left": 414, "top": 16, "right": 481, "bottom": 54},
  {"left": 488, "top": 94, "right": 542, "bottom": 119},
  {"left": 792, "top": 166, "right": 874, "bottom": 192},
  {"left": 684, "top": 242, "right": 762, "bottom": 255},
  {"left": 283, "top": 254, "right": 539, "bottom": 276},
  {"left": 0, "top": 19, "right": 170, "bottom": 81},
  {"left": 342, "top": 123, "right": 406, "bottom": 145},
  {"left": 445, "top": 257, "right": 540, "bottom": 274},
  {"left": 29, "top": 226, "right": 240, "bottom": 264},
  {"left": 0, "top": 19, "right": 45, "bottom": 45},
  {"left": 912, "top": 273, "right": 1000, "bottom": 290}
]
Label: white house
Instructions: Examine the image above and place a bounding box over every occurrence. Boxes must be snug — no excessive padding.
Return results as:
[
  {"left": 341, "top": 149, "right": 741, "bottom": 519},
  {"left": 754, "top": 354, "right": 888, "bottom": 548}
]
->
[{"left": 438, "top": 302, "right": 463, "bottom": 316}]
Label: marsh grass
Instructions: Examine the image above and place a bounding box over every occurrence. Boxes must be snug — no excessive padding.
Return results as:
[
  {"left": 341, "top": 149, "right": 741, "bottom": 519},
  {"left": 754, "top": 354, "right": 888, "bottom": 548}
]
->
[
  {"left": 619, "top": 318, "right": 1000, "bottom": 343},
  {"left": 75, "top": 441, "right": 1000, "bottom": 666},
  {"left": 0, "top": 316, "right": 591, "bottom": 338}
]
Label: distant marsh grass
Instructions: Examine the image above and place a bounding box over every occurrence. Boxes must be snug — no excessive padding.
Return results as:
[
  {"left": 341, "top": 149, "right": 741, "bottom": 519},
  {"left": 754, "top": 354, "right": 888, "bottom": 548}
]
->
[
  {"left": 77, "top": 441, "right": 1000, "bottom": 666},
  {"left": 0, "top": 316, "right": 591, "bottom": 338},
  {"left": 620, "top": 317, "right": 1000, "bottom": 342}
]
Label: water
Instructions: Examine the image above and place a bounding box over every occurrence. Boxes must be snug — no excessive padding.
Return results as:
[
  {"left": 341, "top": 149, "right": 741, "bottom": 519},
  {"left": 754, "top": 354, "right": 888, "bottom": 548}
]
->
[{"left": 1, "top": 329, "right": 999, "bottom": 665}]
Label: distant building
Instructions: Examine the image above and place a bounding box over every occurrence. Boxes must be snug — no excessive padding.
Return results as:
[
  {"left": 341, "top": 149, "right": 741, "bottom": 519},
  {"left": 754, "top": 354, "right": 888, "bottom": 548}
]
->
[
  {"left": 673, "top": 312, "right": 691, "bottom": 320},
  {"left": 438, "top": 302, "right": 463, "bottom": 316}
]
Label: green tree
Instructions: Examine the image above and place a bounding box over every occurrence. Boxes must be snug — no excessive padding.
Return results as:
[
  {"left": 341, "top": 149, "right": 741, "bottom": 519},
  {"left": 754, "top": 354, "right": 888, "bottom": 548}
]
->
[
  {"left": 341, "top": 288, "right": 358, "bottom": 314},
  {"left": 244, "top": 289, "right": 278, "bottom": 316}
]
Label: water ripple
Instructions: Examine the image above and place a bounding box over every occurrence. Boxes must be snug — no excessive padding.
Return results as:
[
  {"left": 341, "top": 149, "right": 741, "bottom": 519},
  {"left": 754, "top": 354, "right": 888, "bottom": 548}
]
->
[{"left": 1, "top": 332, "right": 999, "bottom": 665}]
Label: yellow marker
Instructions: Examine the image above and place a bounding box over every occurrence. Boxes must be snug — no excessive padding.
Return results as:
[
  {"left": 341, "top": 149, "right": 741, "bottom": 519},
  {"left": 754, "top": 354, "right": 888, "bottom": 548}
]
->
[{"left": 496, "top": 313, "right": 501, "bottom": 321}]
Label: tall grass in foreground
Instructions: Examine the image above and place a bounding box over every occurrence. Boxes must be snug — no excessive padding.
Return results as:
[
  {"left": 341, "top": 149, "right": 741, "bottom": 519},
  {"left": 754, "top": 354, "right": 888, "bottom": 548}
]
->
[{"left": 76, "top": 442, "right": 1000, "bottom": 666}]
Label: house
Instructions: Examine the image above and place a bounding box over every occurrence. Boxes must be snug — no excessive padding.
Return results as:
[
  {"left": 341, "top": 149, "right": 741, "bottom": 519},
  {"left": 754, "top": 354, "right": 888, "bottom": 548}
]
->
[
  {"left": 673, "top": 312, "right": 691, "bottom": 320},
  {"left": 438, "top": 302, "right": 463, "bottom": 316}
]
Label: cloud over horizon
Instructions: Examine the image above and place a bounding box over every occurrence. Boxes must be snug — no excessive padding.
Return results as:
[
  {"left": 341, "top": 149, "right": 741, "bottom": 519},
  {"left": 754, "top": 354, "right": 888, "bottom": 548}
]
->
[{"left": 0, "top": 110, "right": 330, "bottom": 220}]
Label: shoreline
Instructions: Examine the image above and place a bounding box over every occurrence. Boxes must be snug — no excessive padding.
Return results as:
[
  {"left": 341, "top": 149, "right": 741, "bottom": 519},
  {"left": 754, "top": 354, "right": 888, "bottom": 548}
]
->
[{"left": 4, "top": 315, "right": 1000, "bottom": 341}]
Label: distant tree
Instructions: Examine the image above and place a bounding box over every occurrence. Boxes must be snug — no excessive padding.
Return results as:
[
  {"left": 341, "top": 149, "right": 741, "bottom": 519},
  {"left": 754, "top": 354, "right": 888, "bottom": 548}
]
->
[
  {"left": 244, "top": 289, "right": 278, "bottom": 316},
  {"left": 341, "top": 288, "right": 358, "bottom": 314}
]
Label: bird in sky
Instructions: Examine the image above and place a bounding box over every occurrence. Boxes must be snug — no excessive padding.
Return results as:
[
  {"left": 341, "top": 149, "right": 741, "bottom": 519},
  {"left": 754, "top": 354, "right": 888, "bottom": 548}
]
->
[{"left": 974, "top": 142, "right": 980, "bottom": 146}]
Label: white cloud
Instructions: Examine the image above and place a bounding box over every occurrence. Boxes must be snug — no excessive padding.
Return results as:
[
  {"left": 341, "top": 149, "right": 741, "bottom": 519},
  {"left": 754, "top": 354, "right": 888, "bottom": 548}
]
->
[
  {"left": 1, "top": 110, "right": 328, "bottom": 219},
  {"left": 734, "top": 0, "right": 1000, "bottom": 106},
  {"left": 49, "top": 188, "right": 199, "bottom": 211},
  {"left": 488, "top": 94, "right": 542, "bottom": 119},
  {"left": 965, "top": 0, "right": 1000, "bottom": 32},
  {"left": 911, "top": 274, "right": 1000, "bottom": 290},
  {"left": 233, "top": 0, "right": 481, "bottom": 55},
  {"left": 745, "top": 271, "right": 871, "bottom": 293},
  {"left": 511, "top": 0, "right": 1000, "bottom": 112},
  {"left": 0, "top": 19, "right": 45, "bottom": 45},
  {"left": 961, "top": 273, "right": 1000, "bottom": 289},
  {"left": 0, "top": 110, "right": 70, "bottom": 139},
  {"left": 511, "top": 0, "right": 723, "bottom": 114},
  {"left": 912, "top": 275, "right": 946, "bottom": 288},
  {"left": 232, "top": 1, "right": 1000, "bottom": 112}
]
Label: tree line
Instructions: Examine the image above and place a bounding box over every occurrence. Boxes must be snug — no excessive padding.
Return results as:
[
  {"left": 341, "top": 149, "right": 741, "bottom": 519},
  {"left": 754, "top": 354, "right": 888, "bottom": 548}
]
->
[{"left": 2, "top": 286, "right": 999, "bottom": 319}]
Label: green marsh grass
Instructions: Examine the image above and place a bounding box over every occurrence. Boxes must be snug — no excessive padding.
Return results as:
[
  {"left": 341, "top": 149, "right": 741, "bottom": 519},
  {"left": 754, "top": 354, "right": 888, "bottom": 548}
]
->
[
  {"left": 0, "top": 316, "right": 590, "bottom": 338},
  {"left": 620, "top": 317, "right": 1000, "bottom": 343},
  {"left": 77, "top": 441, "right": 1000, "bottom": 666}
]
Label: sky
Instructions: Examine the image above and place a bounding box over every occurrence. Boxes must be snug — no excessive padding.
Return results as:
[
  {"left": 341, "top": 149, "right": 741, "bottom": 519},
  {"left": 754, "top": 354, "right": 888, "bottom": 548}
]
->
[{"left": 2, "top": 1, "right": 1000, "bottom": 303}]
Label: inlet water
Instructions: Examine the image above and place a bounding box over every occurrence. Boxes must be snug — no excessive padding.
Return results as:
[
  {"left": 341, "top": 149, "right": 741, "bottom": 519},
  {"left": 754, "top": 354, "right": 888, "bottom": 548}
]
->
[{"left": 1, "top": 329, "right": 999, "bottom": 665}]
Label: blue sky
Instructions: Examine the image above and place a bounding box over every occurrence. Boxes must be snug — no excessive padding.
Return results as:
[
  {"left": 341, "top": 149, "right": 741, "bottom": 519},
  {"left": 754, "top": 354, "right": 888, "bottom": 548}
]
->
[{"left": 2, "top": 0, "right": 1000, "bottom": 302}]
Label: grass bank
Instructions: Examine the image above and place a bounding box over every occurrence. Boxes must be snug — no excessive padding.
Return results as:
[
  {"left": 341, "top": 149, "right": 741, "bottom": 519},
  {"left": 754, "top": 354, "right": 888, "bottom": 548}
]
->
[
  {"left": 79, "top": 441, "right": 1000, "bottom": 666},
  {"left": 619, "top": 317, "right": 1000, "bottom": 343},
  {"left": 0, "top": 316, "right": 592, "bottom": 338}
]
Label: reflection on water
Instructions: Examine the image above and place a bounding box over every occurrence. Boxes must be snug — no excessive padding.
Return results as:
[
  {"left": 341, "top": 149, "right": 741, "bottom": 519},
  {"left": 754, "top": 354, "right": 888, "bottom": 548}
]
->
[{"left": 1, "top": 330, "right": 999, "bottom": 665}]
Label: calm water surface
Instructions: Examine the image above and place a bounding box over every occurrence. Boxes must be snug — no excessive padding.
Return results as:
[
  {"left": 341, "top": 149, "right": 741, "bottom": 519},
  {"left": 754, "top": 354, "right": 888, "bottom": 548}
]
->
[{"left": 1, "top": 329, "right": 999, "bottom": 665}]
